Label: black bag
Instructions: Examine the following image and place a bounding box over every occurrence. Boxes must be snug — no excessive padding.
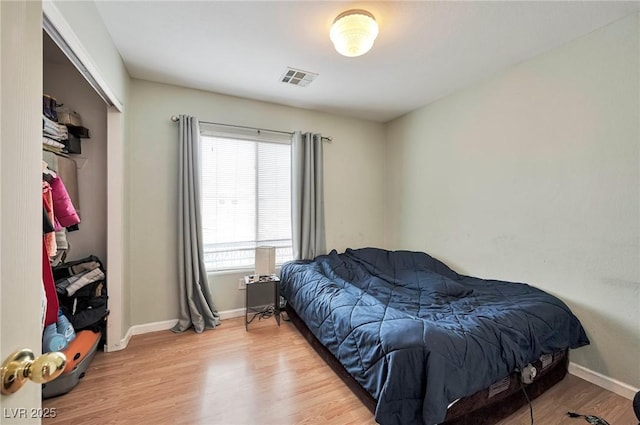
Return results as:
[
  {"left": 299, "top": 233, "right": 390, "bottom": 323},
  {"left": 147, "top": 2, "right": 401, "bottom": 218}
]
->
[{"left": 53, "top": 255, "right": 109, "bottom": 346}]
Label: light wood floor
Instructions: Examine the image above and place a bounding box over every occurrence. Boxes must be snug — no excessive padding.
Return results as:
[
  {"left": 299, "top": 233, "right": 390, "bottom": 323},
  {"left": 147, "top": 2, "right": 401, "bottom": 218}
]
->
[{"left": 43, "top": 317, "right": 637, "bottom": 425}]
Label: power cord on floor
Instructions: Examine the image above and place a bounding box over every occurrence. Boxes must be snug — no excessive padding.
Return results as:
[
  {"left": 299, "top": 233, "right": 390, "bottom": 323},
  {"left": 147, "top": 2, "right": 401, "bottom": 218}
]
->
[
  {"left": 515, "top": 365, "right": 613, "bottom": 425},
  {"left": 246, "top": 305, "right": 276, "bottom": 325},
  {"left": 567, "top": 412, "right": 610, "bottom": 425},
  {"left": 258, "top": 305, "right": 276, "bottom": 320},
  {"left": 517, "top": 375, "right": 534, "bottom": 425}
]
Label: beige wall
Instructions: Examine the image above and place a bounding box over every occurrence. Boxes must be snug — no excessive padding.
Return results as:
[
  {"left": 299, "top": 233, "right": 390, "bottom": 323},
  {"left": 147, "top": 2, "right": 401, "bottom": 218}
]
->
[
  {"left": 386, "top": 14, "right": 640, "bottom": 388},
  {"left": 128, "top": 79, "right": 387, "bottom": 323}
]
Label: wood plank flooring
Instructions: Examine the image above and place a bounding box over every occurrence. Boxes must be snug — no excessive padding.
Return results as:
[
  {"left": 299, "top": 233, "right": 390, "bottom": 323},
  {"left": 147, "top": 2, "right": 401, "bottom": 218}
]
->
[{"left": 43, "top": 317, "right": 637, "bottom": 425}]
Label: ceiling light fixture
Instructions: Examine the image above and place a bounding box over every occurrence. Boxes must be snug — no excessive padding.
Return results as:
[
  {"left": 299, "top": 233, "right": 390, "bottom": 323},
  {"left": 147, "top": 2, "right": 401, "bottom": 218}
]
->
[{"left": 330, "top": 9, "right": 379, "bottom": 58}]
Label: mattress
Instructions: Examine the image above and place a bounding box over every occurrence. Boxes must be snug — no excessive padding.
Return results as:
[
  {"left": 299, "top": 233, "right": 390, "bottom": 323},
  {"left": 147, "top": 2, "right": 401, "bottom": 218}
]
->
[{"left": 279, "top": 248, "right": 589, "bottom": 425}]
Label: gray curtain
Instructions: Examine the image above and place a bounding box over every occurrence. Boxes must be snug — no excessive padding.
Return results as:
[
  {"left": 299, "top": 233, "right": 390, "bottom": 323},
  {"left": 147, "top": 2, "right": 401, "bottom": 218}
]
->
[
  {"left": 291, "top": 131, "right": 326, "bottom": 260},
  {"left": 172, "top": 115, "right": 221, "bottom": 333}
]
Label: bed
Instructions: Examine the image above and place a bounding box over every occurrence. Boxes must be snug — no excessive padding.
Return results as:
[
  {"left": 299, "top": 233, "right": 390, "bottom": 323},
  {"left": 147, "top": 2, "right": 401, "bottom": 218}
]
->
[{"left": 279, "top": 248, "right": 589, "bottom": 425}]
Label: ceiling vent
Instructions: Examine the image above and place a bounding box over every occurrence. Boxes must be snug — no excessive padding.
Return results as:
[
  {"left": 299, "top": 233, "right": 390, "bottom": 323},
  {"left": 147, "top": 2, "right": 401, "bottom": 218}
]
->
[{"left": 280, "top": 67, "right": 318, "bottom": 87}]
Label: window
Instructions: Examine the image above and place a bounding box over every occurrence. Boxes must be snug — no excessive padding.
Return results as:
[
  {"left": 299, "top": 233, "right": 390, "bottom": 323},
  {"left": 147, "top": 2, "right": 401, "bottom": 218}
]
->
[{"left": 200, "top": 132, "right": 292, "bottom": 271}]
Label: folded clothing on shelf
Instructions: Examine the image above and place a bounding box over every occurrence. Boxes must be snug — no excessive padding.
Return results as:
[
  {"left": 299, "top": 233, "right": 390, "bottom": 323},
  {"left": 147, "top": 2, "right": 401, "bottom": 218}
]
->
[
  {"left": 42, "top": 136, "right": 65, "bottom": 149},
  {"left": 42, "top": 115, "right": 68, "bottom": 141}
]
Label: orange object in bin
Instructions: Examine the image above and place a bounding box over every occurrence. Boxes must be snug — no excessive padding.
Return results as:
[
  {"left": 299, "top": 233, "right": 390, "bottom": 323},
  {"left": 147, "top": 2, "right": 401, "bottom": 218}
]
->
[{"left": 61, "top": 330, "right": 100, "bottom": 374}]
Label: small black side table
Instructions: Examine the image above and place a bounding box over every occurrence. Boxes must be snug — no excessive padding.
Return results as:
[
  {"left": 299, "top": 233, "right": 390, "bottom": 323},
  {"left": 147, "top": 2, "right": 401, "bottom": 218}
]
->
[{"left": 244, "top": 274, "right": 281, "bottom": 331}]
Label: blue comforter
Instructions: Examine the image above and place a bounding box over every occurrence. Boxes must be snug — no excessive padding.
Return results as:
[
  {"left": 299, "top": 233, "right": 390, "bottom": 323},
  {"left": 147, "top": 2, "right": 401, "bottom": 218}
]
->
[{"left": 279, "top": 248, "right": 589, "bottom": 425}]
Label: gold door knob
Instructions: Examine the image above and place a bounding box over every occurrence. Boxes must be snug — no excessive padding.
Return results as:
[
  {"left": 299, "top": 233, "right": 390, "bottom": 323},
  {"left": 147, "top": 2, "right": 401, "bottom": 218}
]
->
[{"left": 1, "top": 349, "right": 66, "bottom": 395}]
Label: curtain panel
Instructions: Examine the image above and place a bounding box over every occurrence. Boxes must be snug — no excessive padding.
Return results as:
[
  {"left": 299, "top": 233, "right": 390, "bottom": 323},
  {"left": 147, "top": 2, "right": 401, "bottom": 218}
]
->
[
  {"left": 172, "top": 115, "right": 220, "bottom": 333},
  {"left": 291, "top": 131, "right": 326, "bottom": 260}
]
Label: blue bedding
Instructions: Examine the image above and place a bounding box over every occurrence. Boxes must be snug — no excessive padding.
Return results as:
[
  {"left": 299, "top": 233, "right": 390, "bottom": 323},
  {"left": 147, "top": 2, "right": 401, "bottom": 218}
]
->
[{"left": 279, "top": 248, "right": 589, "bottom": 425}]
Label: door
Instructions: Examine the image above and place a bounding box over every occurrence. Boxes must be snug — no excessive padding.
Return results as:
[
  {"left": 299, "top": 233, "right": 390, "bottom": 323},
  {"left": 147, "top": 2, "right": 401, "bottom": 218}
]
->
[{"left": 1, "top": 1, "right": 46, "bottom": 422}]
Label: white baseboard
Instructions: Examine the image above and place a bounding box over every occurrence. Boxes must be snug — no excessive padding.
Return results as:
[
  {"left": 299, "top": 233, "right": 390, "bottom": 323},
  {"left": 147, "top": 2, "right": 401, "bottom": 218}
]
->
[
  {"left": 131, "top": 319, "right": 179, "bottom": 335},
  {"left": 569, "top": 362, "right": 639, "bottom": 400},
  {"left": 121, "top": 327, "right": 133, "bottom": 348},
  {"left": 104, "top": 326, "right": 133, "bottom": 353},
  {"left": 218, "top": 307, "right": 245, "bottom": 320},
  {"left": 115, "top": 308, "right": 247, "bottom": 349}
]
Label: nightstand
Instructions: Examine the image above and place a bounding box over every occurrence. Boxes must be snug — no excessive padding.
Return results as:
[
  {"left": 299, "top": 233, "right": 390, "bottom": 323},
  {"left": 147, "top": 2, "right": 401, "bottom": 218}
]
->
[{"left": 244, "top": 274, "right": 281, "bottom": 331}]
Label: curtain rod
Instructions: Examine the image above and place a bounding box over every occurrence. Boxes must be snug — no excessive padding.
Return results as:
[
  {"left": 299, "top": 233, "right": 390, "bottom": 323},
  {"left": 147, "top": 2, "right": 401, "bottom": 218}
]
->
[{"left": 170, "top": 115, "right": 332, "bottom": 142}]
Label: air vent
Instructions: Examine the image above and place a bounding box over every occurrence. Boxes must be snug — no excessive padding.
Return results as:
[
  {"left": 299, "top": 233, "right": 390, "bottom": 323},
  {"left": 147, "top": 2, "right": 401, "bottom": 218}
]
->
[{"left": 280, "top": 67, "right": 318, "bottom": 87}]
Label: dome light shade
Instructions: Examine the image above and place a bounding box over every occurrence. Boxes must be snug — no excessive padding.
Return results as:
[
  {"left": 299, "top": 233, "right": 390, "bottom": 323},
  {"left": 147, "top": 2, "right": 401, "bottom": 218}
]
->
[{"left": 330, "top": 9, "right": 379, "bottom": 57}]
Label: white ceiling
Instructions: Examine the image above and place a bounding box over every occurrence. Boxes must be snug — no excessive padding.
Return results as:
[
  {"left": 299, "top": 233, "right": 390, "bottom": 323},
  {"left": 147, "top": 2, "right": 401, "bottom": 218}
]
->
[{"left": 94, "top": 1, "right": 639, "bottom": 123}]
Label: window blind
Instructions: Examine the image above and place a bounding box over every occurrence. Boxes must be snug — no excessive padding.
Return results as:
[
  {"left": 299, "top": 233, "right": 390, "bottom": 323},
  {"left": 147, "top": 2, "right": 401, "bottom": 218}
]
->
[{"left": 201, "top": 135, "right": 292, "bottom": 270}]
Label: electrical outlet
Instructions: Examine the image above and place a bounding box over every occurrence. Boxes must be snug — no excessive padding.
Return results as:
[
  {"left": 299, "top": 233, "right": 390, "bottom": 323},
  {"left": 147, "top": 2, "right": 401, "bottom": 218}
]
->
[{"left": 238, "top": 277, "right": 246, "bottom": 290}]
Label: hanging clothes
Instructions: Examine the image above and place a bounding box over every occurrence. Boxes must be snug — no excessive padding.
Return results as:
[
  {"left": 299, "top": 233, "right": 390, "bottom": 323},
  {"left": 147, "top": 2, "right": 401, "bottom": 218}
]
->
[
  {"left": 50, "top": 230, "right": 69, "bottom": 266},
  {"left": 49, "top": 174, "right": 80, "bottom": 229},
  {"left": 42, "top": 172, "right": 60, "bottom": 325},
  {"left": 42, "top": 181, "right": 57, "bottom": 256},
  {"left": 43, "top": 207, "right": 54, "bottom": 234},
  {"left": 55, "top": 155, "right": 79, "bottom": 214},
  {"left": 42, "top": 150, "right": 59, "bottom": 173},
  {"left": 42, "top": 237, "right": 59, "bottom": 326}
]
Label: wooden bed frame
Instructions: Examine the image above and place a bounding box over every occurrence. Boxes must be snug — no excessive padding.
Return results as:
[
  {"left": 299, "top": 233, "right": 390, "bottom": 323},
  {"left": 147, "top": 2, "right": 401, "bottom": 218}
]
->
[{"left": 285, "top": 303, "right": 569, "bottom": 425}]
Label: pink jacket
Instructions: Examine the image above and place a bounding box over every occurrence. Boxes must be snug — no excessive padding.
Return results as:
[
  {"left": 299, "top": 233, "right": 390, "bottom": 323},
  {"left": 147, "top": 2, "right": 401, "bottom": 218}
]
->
[{"left": 50, "top": 175, "right": 80, "bottom": 228}]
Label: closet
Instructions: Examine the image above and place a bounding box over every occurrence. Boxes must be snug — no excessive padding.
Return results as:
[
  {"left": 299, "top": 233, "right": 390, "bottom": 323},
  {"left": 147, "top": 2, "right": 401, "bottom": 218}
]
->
[
  {"left": 43, "top": 31, "right": 108, "bottom": 262},
  {"left": 41, "top": 30, "right": 108, "bottom": 397}
]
